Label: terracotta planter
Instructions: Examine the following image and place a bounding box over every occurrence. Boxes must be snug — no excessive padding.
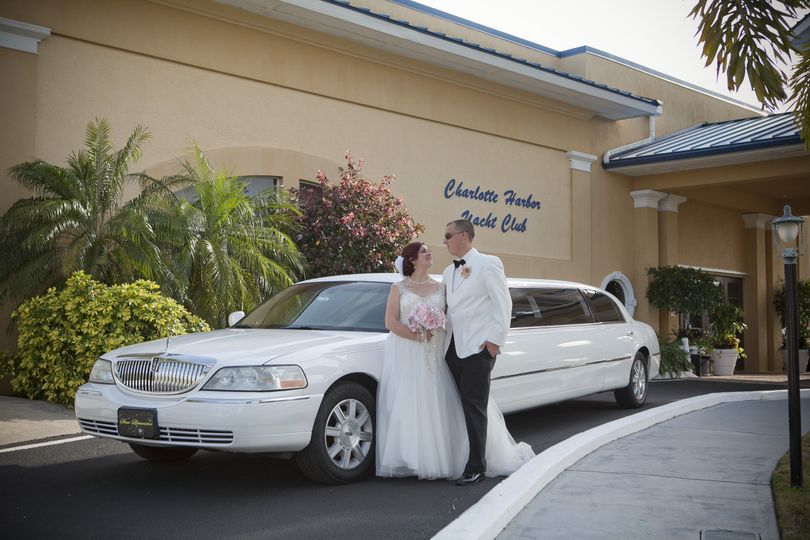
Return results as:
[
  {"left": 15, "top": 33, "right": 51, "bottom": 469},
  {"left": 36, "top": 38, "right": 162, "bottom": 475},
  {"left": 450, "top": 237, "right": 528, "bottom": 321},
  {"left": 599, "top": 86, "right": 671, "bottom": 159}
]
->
[{"left": 711, "top": 349, "right": 739, "bottom": 376}]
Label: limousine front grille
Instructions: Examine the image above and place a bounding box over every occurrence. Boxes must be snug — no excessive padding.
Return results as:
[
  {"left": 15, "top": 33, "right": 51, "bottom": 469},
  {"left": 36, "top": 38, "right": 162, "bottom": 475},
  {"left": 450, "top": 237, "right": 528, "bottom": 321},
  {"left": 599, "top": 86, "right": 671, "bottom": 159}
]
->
[
  {"left": 115, "top": 358, "right": 212, "bottom": 394},
  {"left": 78, "top": 418, "right": 118, "bottom": 436},
  {"left": 78, "top": 418, "right": 233, "bottom": 445}
]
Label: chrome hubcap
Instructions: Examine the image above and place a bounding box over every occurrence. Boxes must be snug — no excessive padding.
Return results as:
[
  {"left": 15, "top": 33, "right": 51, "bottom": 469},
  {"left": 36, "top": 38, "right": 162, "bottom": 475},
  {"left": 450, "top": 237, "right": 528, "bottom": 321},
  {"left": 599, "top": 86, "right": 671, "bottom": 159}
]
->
[
  {"left": 631, "top": 358, "right": 647, "bottom": 401},
  {"left": 324, "top": 398, "right": 373, "bottom": 470}
]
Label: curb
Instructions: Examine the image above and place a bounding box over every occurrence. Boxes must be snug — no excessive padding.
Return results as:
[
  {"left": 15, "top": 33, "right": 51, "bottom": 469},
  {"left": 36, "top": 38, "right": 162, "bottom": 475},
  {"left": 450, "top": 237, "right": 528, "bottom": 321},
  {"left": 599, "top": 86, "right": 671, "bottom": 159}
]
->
[{"left": 433, "top": 388, "right": 810, "bottom": 540}]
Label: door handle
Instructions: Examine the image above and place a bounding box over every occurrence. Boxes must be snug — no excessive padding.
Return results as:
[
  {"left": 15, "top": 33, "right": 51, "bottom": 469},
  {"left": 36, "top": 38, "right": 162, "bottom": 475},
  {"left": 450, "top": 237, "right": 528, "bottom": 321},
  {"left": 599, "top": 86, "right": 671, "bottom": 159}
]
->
[{"left": 625, "top": 330, "right": 634, "bottom": 336}]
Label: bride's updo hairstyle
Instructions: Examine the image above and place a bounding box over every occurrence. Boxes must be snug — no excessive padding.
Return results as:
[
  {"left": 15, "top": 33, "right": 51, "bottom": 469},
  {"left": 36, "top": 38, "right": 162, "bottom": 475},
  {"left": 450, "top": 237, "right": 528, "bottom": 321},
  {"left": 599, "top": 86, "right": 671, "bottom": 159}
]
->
[{"left": 400, "top": 242, "right": 424, "bottom": 277}]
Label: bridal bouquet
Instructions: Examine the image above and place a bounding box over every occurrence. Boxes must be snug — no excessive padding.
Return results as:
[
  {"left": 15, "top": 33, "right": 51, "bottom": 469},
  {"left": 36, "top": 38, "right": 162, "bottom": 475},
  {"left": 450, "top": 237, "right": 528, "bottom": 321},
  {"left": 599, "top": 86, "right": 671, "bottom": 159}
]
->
[
  {"left": 406, "top": 303, "right": 446, "bottom": 335},
  {"left": 406, "top": 304, "right": 446, "bottom": 372}
]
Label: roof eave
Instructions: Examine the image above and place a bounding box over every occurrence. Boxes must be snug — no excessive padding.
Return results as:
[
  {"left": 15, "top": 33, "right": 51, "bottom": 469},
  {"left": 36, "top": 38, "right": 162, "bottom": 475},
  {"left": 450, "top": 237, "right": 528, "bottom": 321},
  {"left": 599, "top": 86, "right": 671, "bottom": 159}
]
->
[
  {"left": 603, "top": 142, "right": 808, "bottom": 176},
  {"left": 216, "top": 0, "right": 661, "bottom": 120}
]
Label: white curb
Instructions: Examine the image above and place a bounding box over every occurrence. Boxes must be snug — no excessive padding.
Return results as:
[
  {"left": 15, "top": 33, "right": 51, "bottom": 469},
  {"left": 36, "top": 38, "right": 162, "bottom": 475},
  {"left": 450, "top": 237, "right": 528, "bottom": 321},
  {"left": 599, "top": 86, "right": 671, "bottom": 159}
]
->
[{"left": 433, "top": 389, "right": 810, "bottom": 540}]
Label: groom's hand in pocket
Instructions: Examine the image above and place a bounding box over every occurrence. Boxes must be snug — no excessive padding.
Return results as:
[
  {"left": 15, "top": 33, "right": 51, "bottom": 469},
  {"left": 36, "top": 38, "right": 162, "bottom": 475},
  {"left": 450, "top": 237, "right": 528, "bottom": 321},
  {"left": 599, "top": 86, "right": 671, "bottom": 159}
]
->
[{"left": 483, "top": 341, "right": 500, "bottom": 359}]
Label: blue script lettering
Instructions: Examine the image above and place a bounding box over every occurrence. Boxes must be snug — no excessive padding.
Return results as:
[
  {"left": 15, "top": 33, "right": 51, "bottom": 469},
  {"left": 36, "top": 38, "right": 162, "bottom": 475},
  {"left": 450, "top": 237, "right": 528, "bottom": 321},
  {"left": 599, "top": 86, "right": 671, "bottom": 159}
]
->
[
  {"left": 461, "top": 210, "right": 498, "bottom": 229},
  {"left": 501, "top": 214, "right": 527, "bottom": 233},
  {"left": 503, "top": 189, "right": 542, "bottom": 210},
  {"left": 444, "top": 178, "right": 499, "bottom": 203}
]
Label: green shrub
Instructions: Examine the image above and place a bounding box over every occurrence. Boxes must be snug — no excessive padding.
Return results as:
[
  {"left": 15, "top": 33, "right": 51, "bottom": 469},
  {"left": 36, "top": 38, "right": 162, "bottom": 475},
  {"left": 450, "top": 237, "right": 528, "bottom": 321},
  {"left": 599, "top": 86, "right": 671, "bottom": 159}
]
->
[
  {"left": 647, "top": 265, "right": 725, "bottom": 337},
  {"left": 658, "top": 337, "right": 693, "bottom": 377},
  {"left": 773, "top": 279, "right": 810, "bottom": 348},
  {"left": 2, "top": 271, "right": 209, "bottom": 406}
]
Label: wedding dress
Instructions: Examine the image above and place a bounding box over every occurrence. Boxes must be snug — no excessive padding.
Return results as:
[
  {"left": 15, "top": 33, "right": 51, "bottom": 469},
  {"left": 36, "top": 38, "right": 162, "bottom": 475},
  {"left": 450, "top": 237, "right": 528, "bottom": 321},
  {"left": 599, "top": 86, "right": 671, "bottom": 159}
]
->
[{"left": 376, "top": 280, "right": 534, "bottom": 479}]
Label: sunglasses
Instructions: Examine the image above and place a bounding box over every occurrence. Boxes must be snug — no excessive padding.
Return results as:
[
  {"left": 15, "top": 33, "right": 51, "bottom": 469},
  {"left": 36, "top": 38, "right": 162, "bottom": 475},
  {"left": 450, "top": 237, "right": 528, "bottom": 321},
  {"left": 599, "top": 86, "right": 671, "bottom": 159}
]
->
[{"left": 444, "top": 231, "right": 464, "bottom": 240}]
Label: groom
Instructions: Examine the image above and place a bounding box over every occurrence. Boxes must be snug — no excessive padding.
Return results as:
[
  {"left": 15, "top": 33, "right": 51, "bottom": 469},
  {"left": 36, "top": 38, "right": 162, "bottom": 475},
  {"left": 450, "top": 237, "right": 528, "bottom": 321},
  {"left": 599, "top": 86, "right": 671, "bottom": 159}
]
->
[{"left": 442, "top": 219, "right": 512, "bottom": 486}]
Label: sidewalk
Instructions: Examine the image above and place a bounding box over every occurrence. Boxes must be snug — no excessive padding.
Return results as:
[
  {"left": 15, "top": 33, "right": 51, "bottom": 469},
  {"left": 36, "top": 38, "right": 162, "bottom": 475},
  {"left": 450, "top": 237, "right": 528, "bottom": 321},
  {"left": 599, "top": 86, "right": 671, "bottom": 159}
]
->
[
  {"left": 0, "top": 395, "right": 80, "bottom": 447},
  {"left": 436, "top": 390, "right": 810, "bottom": 540}
]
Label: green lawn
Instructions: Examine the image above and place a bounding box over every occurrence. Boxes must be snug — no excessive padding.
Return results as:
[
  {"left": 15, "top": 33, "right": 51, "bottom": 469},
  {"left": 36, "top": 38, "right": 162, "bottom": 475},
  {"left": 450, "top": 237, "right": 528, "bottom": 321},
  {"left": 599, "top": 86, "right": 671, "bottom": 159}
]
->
[{"left": 772, "top": 432, "right": 810, "bottom": 539}]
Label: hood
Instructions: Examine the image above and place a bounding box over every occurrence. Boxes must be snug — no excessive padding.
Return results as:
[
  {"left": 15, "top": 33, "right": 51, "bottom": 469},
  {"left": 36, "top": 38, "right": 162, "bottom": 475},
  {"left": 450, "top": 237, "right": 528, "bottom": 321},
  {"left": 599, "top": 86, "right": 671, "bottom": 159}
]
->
[{"left": 105, "top": 328, "right": 384, "bottom": 365}]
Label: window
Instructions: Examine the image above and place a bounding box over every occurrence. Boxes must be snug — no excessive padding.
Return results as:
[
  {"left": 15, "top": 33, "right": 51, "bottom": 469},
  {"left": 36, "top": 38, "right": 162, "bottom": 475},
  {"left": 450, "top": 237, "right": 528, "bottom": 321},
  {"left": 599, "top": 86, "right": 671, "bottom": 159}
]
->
[
  {"left": 585, "top": 290, "right": 624, "bottom": 323},
  {"left": 174, "top": 175, "right": 280, "bottom": 203},
  {"left": 242, "top": 175, "right": 281, "bottom": 196},
  {"left": 600, "top": 271, "right": 636, "bottom": 317},
  {"left": 299, "top": 180, "right": 322, "bottom": 199},
  {"left": 510, "top": 288, "right": 592, "bottom": 328},
  {"left": 605, "top": 280, "right": 625, "bottom": 305},
  {"left": 236, "top": 281, "right": 389, "bottom": 332}
]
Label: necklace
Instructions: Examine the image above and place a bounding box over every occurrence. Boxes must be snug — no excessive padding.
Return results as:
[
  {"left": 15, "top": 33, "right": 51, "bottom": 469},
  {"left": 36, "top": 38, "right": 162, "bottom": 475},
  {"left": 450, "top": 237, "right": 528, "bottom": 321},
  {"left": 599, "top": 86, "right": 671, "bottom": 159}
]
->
[{"left": 407, "top": 276, "right": 431, "bottom": 285}]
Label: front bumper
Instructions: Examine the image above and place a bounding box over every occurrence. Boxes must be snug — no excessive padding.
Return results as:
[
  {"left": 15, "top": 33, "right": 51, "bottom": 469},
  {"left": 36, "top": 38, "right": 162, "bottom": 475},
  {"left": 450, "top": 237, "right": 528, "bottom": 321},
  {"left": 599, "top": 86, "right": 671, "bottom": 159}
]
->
[{"left": 74, "top": 383, "right": 322, "bottom": 452}]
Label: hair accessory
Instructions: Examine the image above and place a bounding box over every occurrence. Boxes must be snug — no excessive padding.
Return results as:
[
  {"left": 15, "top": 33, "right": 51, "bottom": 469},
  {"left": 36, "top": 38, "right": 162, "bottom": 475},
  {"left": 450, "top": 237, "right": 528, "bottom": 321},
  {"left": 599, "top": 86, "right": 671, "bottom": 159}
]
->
[{"left": 394, "top": 256, "right": 404, "bottom": 275}]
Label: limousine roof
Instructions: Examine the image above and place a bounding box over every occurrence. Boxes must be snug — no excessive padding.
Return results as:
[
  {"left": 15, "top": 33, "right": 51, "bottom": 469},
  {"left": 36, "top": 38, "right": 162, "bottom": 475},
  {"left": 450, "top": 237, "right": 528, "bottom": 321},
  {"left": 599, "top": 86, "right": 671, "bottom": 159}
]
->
[{"left": 301, "top": 273, "right": 600, "bottom": 291}]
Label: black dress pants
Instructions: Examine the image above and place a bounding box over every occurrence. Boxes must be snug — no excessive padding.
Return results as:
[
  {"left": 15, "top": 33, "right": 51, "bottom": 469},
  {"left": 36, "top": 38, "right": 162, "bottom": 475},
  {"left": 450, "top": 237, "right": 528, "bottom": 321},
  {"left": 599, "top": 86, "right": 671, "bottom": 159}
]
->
[{"left": 445, "top": 336, "right": 495, "bottom": 475}]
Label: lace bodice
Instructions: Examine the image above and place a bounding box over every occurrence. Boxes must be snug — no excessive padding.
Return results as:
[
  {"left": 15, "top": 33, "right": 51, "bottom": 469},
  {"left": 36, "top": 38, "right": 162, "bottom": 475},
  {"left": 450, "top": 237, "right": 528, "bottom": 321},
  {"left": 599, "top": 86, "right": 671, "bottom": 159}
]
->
[{"left": 394, "top": 280, "right": 445, "bottom": 321}]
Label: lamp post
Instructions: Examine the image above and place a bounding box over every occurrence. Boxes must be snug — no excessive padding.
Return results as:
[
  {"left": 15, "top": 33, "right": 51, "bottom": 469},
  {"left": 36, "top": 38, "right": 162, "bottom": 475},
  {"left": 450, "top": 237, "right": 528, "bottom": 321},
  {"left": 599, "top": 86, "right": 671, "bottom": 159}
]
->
[{"left": 772, "top": 205, "right": 805, "bottom": 488}]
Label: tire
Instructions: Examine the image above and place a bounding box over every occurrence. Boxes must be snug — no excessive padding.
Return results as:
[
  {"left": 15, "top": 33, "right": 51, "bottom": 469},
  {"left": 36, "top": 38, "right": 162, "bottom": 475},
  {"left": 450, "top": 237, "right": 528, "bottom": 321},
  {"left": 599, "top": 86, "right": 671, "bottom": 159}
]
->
[
  {"left": 295, "top": 381, "right": 375, "bottom": 484},
  {"left": 614, "top": 352, "right": 648, "bottom": 409},
  {"left": 129, "top": 443, "right": 198, "bottom": 462}
]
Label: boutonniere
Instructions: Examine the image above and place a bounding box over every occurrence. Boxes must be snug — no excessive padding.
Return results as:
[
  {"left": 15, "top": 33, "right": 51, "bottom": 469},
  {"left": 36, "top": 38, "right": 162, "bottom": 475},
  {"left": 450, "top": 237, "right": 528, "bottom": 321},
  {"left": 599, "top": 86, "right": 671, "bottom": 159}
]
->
[{"left": 460, "top": 265, "right": 472, "bottom": 278}]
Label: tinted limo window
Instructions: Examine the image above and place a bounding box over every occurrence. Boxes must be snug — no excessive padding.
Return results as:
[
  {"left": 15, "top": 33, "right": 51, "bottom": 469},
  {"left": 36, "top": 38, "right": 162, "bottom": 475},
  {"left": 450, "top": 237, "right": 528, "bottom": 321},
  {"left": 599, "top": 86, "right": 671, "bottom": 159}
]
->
[
  {"left": 510, "top": 288, "right": 592, "bottom": 328},
  {"left": 585, "top": 290, "right": 625, "bottom": 323}
]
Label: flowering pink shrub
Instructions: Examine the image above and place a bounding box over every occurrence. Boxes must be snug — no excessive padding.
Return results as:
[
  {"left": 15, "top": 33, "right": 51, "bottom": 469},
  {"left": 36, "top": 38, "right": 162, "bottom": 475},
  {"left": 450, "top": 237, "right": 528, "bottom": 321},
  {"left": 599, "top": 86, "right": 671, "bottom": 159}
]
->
[{"left": 291, "top": 153, "right": 424, "bottom": 277}]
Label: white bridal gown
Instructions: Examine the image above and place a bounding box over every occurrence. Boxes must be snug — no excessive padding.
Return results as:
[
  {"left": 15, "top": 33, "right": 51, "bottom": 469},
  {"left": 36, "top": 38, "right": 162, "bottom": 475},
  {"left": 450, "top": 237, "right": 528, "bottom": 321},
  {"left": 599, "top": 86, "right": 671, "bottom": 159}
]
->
[{"left": 376, "top": 281, "right": 534, "bottom": 480}]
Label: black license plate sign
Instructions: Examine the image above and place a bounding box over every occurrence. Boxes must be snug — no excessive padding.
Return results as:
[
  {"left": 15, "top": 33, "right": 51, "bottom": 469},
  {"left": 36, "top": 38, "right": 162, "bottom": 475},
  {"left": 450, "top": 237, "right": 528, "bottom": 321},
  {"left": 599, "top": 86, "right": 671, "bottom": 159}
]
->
[{"left": 118, "top": 408, "right": 158, "bottom": 439}]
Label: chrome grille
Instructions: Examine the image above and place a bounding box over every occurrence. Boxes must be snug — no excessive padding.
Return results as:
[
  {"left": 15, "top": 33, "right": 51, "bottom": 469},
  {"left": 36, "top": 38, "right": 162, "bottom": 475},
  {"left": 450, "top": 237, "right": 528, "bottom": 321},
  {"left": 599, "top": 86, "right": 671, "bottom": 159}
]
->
[
  {"left": 78, "top": 418, "right": 118, "bottom": 436},
  {"left": 77, "top": 417, "right": 233, "bottom": 445},
  {"left": 115, "top": 357, "right": 212, "bottom": 394},
  {"left": 160, "top": 427, "right": 233, "bottom": 444}
]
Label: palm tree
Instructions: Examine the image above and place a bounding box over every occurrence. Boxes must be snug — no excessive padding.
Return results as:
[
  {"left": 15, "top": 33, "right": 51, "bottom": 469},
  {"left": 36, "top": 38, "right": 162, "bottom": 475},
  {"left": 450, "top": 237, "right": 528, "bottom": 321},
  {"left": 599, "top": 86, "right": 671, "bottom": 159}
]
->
[
  {"left": 0, "top": 118, "right": 176, "bottom": 306},
  {"left": 160, "top": 145, "right": 304, "bottom": 328}
]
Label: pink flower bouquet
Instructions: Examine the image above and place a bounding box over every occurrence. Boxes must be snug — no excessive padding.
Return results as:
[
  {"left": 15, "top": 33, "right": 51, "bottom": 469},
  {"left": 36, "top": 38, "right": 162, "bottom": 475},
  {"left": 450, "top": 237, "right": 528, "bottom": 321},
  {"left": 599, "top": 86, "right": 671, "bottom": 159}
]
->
[
  {"left": 406, "top": 303, "right": 445, "bottom": 372},
  {"left": 406, "top": 303, "right": 446, "bottom": 334}
]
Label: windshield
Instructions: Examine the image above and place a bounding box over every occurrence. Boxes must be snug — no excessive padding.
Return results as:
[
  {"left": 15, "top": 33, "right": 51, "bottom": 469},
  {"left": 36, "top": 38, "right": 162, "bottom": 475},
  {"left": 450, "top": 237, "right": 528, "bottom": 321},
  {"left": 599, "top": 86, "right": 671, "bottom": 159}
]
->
[{"left": 235, "top": 281, "right": 390, "bottom": 332}]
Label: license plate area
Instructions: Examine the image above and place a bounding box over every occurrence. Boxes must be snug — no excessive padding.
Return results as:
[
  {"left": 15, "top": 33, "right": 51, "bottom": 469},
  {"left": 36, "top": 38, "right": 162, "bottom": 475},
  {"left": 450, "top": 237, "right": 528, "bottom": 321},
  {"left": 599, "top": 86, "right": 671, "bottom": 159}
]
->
[{"left": 118, "top": 408, "right": 159, "bottom": 439}]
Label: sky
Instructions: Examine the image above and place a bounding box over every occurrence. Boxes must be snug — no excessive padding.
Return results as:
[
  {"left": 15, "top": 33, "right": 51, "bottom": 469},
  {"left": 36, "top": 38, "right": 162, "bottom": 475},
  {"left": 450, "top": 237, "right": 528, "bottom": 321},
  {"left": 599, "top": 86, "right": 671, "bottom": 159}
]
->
[{"left": 412, "top": 0, "right": 806, "bottom": 112}]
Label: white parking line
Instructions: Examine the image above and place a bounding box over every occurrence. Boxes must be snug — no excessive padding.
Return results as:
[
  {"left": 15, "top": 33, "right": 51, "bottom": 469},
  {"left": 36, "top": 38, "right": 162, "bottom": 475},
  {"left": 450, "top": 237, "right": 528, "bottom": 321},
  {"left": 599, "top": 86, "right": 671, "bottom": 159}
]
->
[{"left": 0, "top": 435, "right": 93, "bottom": 454}]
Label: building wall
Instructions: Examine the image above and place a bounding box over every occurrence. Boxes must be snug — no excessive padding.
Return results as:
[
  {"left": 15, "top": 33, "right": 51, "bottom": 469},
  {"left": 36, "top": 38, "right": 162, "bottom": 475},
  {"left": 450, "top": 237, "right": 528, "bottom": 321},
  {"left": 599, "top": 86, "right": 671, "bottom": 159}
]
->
[
  {"left": 0, "top": 0, "right": 789, "bottom": 373},
  {"left": 679, "top": 202, "right": 746, "bottom": 272}
]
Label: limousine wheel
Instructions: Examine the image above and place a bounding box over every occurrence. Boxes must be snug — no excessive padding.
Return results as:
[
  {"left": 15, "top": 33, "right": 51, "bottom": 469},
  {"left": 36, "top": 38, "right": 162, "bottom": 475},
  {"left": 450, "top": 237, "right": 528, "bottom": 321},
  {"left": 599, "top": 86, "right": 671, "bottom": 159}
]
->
[
  {"left": 129, "top": 443, "right": 198, "bottom": 462},
  {"left": 614, "top": 352, "right": 648, "bottom": 409},
  {"left": 295, "top": 381, "right": 375, "bottom": 484}
]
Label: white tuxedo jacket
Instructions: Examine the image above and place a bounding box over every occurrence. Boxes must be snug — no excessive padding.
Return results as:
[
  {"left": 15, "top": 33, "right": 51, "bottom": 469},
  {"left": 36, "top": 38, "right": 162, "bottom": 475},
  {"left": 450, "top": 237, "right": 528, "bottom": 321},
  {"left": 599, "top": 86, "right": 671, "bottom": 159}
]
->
[{"left": 442, "top": 248, "right": 512, "bottom": 359}]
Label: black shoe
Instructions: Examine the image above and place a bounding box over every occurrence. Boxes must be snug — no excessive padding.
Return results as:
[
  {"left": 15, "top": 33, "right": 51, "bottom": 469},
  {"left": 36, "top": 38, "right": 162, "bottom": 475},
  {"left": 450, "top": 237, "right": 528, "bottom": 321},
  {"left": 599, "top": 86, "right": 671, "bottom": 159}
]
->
[{"left": 456, "top": 472, "right": 484, "bottom": 486}]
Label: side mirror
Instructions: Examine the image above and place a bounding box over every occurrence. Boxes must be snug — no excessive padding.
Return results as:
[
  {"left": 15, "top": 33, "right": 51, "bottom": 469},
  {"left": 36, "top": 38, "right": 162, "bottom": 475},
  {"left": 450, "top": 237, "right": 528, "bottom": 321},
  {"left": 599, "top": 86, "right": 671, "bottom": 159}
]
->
[{"left": 228, "top": 311, "right": 246, "bottom": 327}]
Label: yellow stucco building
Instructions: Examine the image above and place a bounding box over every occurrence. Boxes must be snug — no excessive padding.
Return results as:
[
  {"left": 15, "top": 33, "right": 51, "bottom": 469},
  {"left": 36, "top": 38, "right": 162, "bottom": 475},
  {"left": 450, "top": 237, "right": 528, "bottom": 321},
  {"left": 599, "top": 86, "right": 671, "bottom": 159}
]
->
[{"left": 1, "top": 0, "right": 809, "bottom": 373}]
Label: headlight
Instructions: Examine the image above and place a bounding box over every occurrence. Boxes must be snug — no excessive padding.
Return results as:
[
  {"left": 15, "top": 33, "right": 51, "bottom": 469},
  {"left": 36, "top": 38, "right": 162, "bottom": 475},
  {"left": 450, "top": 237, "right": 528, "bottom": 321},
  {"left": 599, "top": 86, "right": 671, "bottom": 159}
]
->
[
  {"left": 202, "top": 365, "right": 307, "bottom": 391},
  {"left": 89, "top": 359, "right": 115, "bottom": 384}
]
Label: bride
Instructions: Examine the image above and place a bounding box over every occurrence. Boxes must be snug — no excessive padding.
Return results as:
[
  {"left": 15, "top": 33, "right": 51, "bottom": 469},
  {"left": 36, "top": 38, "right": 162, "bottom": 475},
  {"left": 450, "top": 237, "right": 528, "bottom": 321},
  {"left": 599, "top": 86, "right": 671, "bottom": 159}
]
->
[{"left": 376, "top": 241, "right": 533, "bottom": 480}]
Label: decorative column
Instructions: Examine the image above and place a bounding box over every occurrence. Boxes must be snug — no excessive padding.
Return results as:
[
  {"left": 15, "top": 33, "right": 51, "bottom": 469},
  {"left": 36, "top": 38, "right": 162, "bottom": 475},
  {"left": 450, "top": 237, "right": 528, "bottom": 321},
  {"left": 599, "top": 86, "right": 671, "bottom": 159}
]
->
[
  {"left": 567, "top": 151, "right": 597, "bottom": 284},
  {"left": 742, "top": 213, "right": 772, "bottom": 372},
  {"left": 765, "top": 222, "right": 784, "bottom": 371},
  {"left": 630, "top": 190, "right": 667, "bottom": 332},
  {"left": 658, "top": 194, "right": 687, "bottom": 337}
]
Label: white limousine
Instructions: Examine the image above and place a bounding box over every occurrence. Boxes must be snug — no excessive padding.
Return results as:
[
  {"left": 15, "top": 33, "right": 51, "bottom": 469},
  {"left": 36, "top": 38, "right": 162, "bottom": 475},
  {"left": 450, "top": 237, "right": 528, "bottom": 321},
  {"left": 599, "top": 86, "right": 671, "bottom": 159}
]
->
[{"left": 75, "top": 274, "right": 660, "bottom": 483}]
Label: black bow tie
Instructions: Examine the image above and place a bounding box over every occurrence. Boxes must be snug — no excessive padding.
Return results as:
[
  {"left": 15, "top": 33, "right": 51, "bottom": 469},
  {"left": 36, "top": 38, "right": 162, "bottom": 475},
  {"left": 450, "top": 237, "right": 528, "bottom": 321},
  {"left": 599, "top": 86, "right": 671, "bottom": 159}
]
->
[{"left": 453, "top": 259, "right": 466, "bottom": 268}]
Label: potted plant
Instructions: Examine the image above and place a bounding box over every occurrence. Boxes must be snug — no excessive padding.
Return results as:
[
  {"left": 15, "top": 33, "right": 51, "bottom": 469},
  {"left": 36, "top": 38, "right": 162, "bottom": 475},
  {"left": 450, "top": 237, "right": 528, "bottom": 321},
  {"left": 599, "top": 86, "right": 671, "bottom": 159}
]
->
[
  {"left": 772, "top": 279, "right": 810, "bottom": 373},
  {"left": 647, "top": 266, "right": 726, "bottom": 352},
  {"left": 691, "top": 333, "right": 716, "bottom": 376},
  {"left": 657, "top": 337, "right": 694, "bottom": 378},
  {"left": 708, "top": 302, "right": 746, "bottom": 376}
]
